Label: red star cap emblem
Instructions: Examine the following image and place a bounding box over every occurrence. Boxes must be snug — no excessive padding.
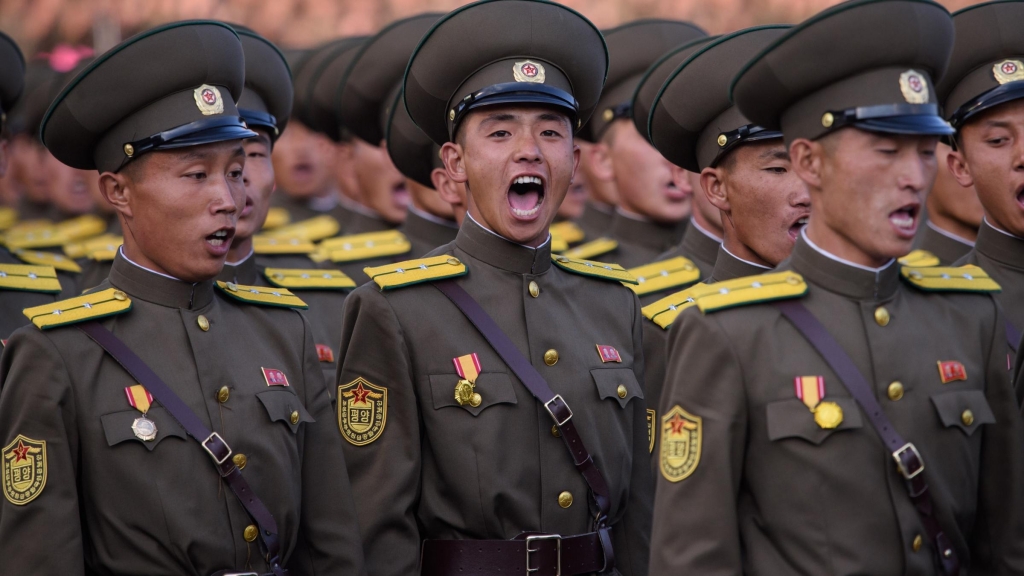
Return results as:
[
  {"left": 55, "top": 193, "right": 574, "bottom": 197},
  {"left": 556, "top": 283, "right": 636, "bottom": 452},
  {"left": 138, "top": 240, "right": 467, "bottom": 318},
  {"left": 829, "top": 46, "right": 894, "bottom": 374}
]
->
[
  {"left": 351, "top": 382, "right": 371, "bottom": 405},
  {"left": 202, "top": 89, "right": 217, "bottom": 104},
  {"left": 11, "top": 440, "right": 30, "bottom": 462},
  {"left": 668, "top": 414, "right": 687, "bottom": 435},
  {"left": 1005, "top": 62, "right": 1018, "bottom": 74},
  {"left": 522, "top": 63, "right": 537, "bottom": 77},
  {"left": 908, "top": 76, "right": 922, "bottom": 91}
]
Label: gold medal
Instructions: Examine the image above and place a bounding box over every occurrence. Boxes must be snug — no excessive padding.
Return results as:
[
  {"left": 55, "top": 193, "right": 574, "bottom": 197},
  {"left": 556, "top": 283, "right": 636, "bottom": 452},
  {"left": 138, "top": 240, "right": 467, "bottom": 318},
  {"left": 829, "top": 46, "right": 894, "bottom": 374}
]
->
[
  {"left": 454, "top": 379, "right": 476, "bottom": 406},
  {"left": 813, "top": 401, "right": 843, "bottom": 429},
  {"left": 453, "top": 353, "right": 484, "bottom": 407}
]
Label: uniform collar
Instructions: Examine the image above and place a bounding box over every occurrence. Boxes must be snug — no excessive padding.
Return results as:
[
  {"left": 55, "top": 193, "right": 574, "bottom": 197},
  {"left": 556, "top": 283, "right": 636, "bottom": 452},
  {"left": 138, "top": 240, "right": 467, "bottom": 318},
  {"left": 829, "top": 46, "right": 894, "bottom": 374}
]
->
[
  {"left": 217, "top": 249, "right": 260, "bottom": 285},
  {"left": 790, "top": 231, "right": 899, "bottom": 300},
  {"left": 680, "top": 217, "right": 722, "bottom": 271},
  {"left": 974, "top": 218, "right": 1024, "bottom": 270},
  {"left": 920, "top": 220, "right": 974, "bottom": 265},
  {"left": 710, "top": 245, "right": 770, "bottom": 283},
  {"left": 610, "top": 209, "right": 686, "bottom": 253},
  {"left": 578, "top": 201, "right": 614, "bottom": 233},
  {"left": 455, "top": 214, "right": 552, "bottom": 275},
  {"left": 342, "top": 206, "right": 393, "bottom": 235},
  {"left": 109, "top": 249, "right": 215, "bottom": 310},
  {"left": 401, "top": 207, "right": 459, "bottom": 247}
]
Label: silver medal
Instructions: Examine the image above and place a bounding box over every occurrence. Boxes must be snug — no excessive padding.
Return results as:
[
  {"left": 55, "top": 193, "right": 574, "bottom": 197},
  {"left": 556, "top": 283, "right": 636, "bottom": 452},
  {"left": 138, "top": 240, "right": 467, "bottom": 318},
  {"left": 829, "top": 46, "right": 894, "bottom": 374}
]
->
[{"left": 132, "top": 417, "right": 158, "bottom": 441}]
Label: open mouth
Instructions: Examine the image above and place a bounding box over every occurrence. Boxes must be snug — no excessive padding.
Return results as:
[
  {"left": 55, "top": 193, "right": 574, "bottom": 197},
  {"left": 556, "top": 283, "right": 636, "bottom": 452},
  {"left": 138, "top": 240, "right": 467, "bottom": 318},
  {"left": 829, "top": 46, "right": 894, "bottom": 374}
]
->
[
  {"left": 665, "top": 180, "right": 689, "bottom": 201},
  {"left": 291, "top": 161, "right": 314, "bottom": 179},
  {"left": 392, "top": 181, "right": 411, "bottom": 208},
  {"left": 788, "top": 215, "right": 809, "bottom": 241},
  {"left": 508, "top": 175, "right": 545, "bottom": 220},
  {"left": 206, "top": 227, "right": 235, "bottom": 254},
  {"left": 1016, "top": 186, "right": 1024, "bottom": 210},
  {"left": 888, "top": 203, "right": 919, "bottom": 238}
]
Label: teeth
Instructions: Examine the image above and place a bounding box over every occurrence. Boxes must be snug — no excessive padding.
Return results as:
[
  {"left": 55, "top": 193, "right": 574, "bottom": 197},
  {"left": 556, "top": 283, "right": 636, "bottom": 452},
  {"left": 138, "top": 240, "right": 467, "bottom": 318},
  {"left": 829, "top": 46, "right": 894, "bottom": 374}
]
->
[
  {"left": 513, "top": 176, "right": 542, "bottom": 186},
  {"left": 797, "top": 217, "right": 808, "bottom": 225},
  {"left": 511, "top": 205, "right": 541, "bottom": 217},
  {"left": 212, "top": 230, "right": 228, "bottom": 238},
  {"left": 890, "top": 212, "right": 915, "bottom": 227},
  {"left": 208, "top": 238, "right": 225, "bottom": 247}
]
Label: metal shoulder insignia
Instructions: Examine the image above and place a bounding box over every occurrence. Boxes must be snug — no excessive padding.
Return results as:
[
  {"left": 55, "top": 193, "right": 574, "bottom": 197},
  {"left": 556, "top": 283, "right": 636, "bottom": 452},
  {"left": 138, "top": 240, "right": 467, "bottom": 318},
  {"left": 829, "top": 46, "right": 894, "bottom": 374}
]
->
[
  {"left": 551, "top": 254, "right": 637, "bottom": 284},
  {"left": 641, "top": 282, "right": 706, "bottom": 329},
  {"left": 319, "top": 230, "right": 412, "bottom": 263},
  {"left": 0, "top": 263, "right": 62, "bottom": 294},
  {"left": 23, "top": 287, "right": 131, "bottom": 329},
  {"left": 263, "top": 267, "right": 356, "bottom": 290},
  {"left": 901, "top": 264, "right": 1000, "bottom": 293},
  {"left": 691, "top": 271, "right": 807, "bottom": 314},
  {"left": 215, "top": 281, "right": 309, "bottom": 309},
  {"left": 627, "top": 257, "right": 701, "bottom": 296},
  {"left": 898, "top": 249, "right": 940, "bottom": 268},
  {"left": 550, "top": 221, "right": 585, "bottom": 245},
  {"left": 562, "top": 237, "right": 617, "bottom": 260},
  {"left": 263, "top": 214, "right": 340, "bottom": 243},
  {"left": 252, "top": 234, "right": 316, "bottom": 255},
  {"left": 366, "top": 255, "right": 467, "bottom": 290},
  {"left": 12, "top": 248, "right": 82, "bottom": 273},
  {"left": 261, "top": 207, "right": 292, "bottom": 230}
]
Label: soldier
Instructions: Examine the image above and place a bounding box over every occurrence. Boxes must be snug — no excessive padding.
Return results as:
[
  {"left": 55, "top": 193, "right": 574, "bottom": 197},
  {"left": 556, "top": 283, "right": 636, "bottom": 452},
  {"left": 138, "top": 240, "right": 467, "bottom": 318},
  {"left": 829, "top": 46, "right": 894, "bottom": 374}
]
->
[
  {"left": 940, "top": 0, "right": 1024, "bottom": 354},
  {"left": 337, "top": 1, "right": 651, "bottom": 574},
  {"left": 913, "top": 142, "right": 980, "bottom": 264},
  {"left": 652, "top": 1, "right": 1024, "bottom": 573},
  {"left": 0, "top": 21, "right": 366, "bottom": 575}
]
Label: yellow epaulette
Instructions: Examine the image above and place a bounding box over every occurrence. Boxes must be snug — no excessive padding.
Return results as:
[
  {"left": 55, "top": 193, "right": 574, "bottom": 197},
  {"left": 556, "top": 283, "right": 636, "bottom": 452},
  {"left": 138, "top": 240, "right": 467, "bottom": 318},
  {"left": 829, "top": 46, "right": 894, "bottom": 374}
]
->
[
  {"left": 56, "top": 215, "right": 107, "bottom": 242},
  {"left": 562, "top": 237, "right": 617, "bottom": 260},
  {"left": 264, "top": 215, "right": 340, "bottom": 242},
  {"left": 0, "top": 263, "right": 62, "bottom": 293},
  {"left": 898, "top": 249, "right": 940, "bottom": 268},
  {"left": 4, "top": 225, "right": 63, "bottom": 250},
  {"left": 0, "top": 207, "right": 16, "bottom": 231},
  {"left": 252, "top": 234, "right": 316, "bottom": 255},
  {"left": 263, "top": 268, "right": 356, "bottom": 290},
  {"left": 22, "top": 288, "right": 131, "bottom": 330},
  {"left": 552, "top": 254, "right": 637, "bottom": 284},
  {"left": 12, "top": 248, "right": 82, "bottom": 273},
  {"left": 901, "top": 264, "right": 1000, "bottom": 293},
  {"left": 690, "top": 271, "right": 807, "bottom": 314},
  {"left": 7, "top": 219, "right": 53, "bottom": 233},
  {"left": 64, "top": 234, "right": 118, "bottom": 259},
  {"left": 551, "top": 236, "right": 569, "bottom": 253},
  {"left": 215, "top": 281, "right": 308, "bottom": 309},
  {"left": 550, "top": 221, "right": 585, "bottom": 244},
  {"left": 366, "top": 255, "right": 467, "bottom": 290},
  {"left": 626, "top": 257, "right": 701, "bottom": 296},
  {"left": 261, "top": 207, "right": 291, "bottom": 230},
  {"left": 319, "top": 230, "right": 411, "bottom": 263},
  {"left": 642, "top": 283, "right": 706, "bottom": 329}
]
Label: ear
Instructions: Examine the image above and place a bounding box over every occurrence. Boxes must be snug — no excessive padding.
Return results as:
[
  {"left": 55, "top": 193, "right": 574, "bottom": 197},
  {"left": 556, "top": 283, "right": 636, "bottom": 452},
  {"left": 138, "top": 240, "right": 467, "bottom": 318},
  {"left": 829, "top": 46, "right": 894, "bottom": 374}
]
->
[
  {"left": 570, "top": 143, "right": 581, "bottom": 185},
  {"left": 431, "top": 167, "right": 461, "bottom": 206},
  {"left": 588, "top": 140, "right": 615, "bottom": 183},
  {"left": 946, "top": 147, "right": 974, "bottom": 188},
  {"left": 98, "top": 170, "right": 134, "bottom": 219},
  {"left": 699, "top": 166, "right": 730, "bottom": 213},
  {"left": 440, "top": 141, "right": 468, "bottom": 184},
  {"left": 789, "top": 138, "right": 823, "bottom": 191}
]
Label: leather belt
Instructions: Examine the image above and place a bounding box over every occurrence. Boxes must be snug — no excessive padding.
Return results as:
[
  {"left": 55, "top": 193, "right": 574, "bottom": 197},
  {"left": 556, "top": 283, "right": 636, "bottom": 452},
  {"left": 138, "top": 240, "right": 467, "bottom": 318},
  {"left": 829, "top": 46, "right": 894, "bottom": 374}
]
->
[{"left": 420, "top": 529, "right": 611, "bottom": 576}]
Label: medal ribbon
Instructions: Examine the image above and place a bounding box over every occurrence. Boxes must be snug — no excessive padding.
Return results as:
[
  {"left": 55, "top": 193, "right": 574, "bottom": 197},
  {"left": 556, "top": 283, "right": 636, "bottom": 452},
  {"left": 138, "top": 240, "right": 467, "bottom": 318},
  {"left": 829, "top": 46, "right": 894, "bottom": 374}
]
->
[
  {"left": 794, "top": 375, "right": 824, "bottom": 409},
  {"left": 125, "top": 384, "right": 153, "bottom": 414},
  {"left": 453, "top": 353, "right": 481, "bottom": 384}
]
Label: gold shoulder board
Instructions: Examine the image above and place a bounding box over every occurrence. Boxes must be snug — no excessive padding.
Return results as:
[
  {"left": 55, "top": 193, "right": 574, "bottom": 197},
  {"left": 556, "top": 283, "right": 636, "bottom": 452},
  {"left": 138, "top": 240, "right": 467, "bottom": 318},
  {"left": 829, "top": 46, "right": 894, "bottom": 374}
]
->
[
  {"left": 0, "top": 207, "right": 17, "bottom": 231},
  {"left": 898, "top": 249, "right": 940, "bottom": 268},
  {"left": 562, "top": 237, "right": 617, "bottom": 260},
  {"left": 264, "top": 215, "right": 340, "bottom": 242},
  {"left": 0, "top": 264, "right": 62, "bottom": 293},
  {"left": 320, "top": 230, "right": 411, "bottom": 263},
  {"left": 551, "top": 236, "right": 569, "bottom": 253},
  {"left": 261, "top": 207, "right": 292, "bottom": 230},
  {"left": 550, "top": 221, "right": 585, "bottom": 244},
  {"left": 4, "top": 226, "right": 64, "bottom": 250},
  {"left": 901, "top": 265, "right": 1000, "bottom": 293},
  {"left": 692, "top": 271, "right": 807, "bottom": 314},
  {"left": 23, "top": 288, "right": 131, "bottom": 329},
  {"left": 366, "top": 255, "right": 468, "bottom": 290},
  {"left": 263, "top": 268, "right": 356, "bottom": 290},
  {"left": 252, "top": 234, "right": 316, "bottom": 255},
  {"left": 642, "top": 282, "right": 706, "bottom": 329},
  {"left": 215, "top": 281, "right": 308, "bottom": 309},
  {"left": 551, "top": 254, "right": 637, "bottom": 284},
  {"left": 55, "top": 215, "right": 107, "bottom": 243},
  {"left": 12, "top": 248, "right": 82, "bottom": 273},
  {"left": 627, "top": 257, "right": 701, "bottom": 296},
  {"left": 64, "top": 234, "right": 121, "bottom": 260}
]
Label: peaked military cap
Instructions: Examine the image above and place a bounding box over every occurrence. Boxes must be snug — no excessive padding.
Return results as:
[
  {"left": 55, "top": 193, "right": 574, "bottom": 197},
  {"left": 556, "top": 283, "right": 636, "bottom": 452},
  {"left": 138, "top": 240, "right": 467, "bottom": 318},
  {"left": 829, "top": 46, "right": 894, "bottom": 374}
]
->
[
  {"left": 387, "top": 88, "right": 441, "bottom": 188},
  {"left": 580, "top": 19, "right": 706, "bottom": 142},
  {"left": 650, "top": 26, "right": 789, "bottom": 172},
  {"left": 7, "top": 60, "right": 56, "bottom": 138},
  {"left": 232, "top": 26, "right": 292, "bottom": 141},
  {"left": 293, "top": 37, "right": 366, "bottom": 141},
  {"left": 338, "top": 13, "right": 442, "bottom": 146},
  {"left": 282, "top": 48, "right": 311, "bottom": 119},
  {"left": 404, "top": 0, "right": 608, "bottom": 145},
  {"left": 631, "top": 35, "right": 717, "bottom": 144},
  {"left": 0, "top": 32, "right": 24, "bottom": 132},
  {"left": 937, "top": 1, "right": 1024, "bottom": 130},
  {"left": 732, "top": 0, "right": 955, "bottom": 142},
  {"left": 41, "top": 21, "right": 255, "bottom": 173}
]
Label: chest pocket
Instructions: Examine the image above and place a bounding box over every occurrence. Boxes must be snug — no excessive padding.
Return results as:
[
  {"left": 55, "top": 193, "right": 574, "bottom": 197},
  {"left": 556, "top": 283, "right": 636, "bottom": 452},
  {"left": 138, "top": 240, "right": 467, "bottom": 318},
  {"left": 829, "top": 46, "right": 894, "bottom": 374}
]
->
[
  {"left": 101, "top": 407, "right": 187, "bottom": 450},
  {"left": 257, "top": 388, "right": 315, "bottom": 433},
  {"left": 591, "top": 368, "right": 643, "bottom": 408},
  {"left": 766, "top": 397, "right": 863, "bottom": 445},
  {"left": 931, "top": 390, "right": 994, "bottom": 436},
  {"left": 428, "top": 372, "right": 518, "bottom": 416}
]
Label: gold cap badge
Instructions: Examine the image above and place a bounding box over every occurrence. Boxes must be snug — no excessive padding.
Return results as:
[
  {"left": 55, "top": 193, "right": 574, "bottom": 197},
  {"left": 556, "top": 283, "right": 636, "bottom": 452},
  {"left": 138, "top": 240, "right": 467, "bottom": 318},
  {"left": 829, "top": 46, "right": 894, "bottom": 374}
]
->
[
  {"left": 513, "top": 60, "right": 546, "bottom": 84},
  {"left": 993, "top": 59, "right": 1024, "bottom": 85},
  {"left": 193, "top": 84, "right": 224, "bottom": 116},
  {"left": 899, "top": 70, "right": 929, "bottom": 104}
]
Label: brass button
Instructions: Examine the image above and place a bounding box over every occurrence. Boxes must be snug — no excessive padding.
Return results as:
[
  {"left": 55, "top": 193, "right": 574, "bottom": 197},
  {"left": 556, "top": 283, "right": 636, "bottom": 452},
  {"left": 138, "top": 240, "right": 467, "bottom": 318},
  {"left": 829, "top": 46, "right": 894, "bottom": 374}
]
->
[
  {"left": 874, "top": 306, "right": 890, "bottom": 326},
  {"left": 290, "top": 411, "right": 300, "bottom": 425},
  {"left": 961, "top": 409, "right": 974, "bottom": 426},
  {"left": 912, "top": 534, "right": 923, "bottom": 552},
  {"left": 558, "top": 491, "right": 573, "bottom": 509},
  {"left": 243, "top": 524, "right": 258, "bottom": 543},
  {"left": 617, "top": 385, "right": 627, "bottom": 399},
  {"left": 543, "top": 349, "right": 559, "bottom": 366},
  {"left": 717, "top": 133, "right": 728, "bottom": 147},
  {"left": 529, "top": 281, "right": 540, "bottom": 298},
  {"left": 113, "top": 290, "right": 127, "bottom": 301},
  {"left": 551, "top": 425, "right": 560, "bottom": 438},
  {"left": 887, "top": 381, "right": 904, "bottom": 401},
  {"left": 821, "top": 112, "right": 835, "bottom": 128},
  {"left": 225, "top": 281, "right": 238, "bottom": 292},
  {"left": 123, "top": 143, "right": 134, "bottom": 157},
  {"left": 446, "top": 257, "right": 461, "bottom": 266},
  {"left": 217, "top": 386, "right": 230, "bottom": 403},
  {"left": 232, "top": 453, "right": 247, "bottom": 470},
  {"left": 197, "top": 315, "right": 210, "bottom": 331}
]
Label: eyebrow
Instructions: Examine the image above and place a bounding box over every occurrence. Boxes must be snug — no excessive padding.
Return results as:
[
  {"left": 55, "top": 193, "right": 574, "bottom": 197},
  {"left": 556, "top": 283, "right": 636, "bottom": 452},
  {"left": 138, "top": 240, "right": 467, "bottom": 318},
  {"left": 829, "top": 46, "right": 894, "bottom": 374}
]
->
[
  {"left": 760, "top": 148, "right": 790, "bottom": 161},
  {"left": 481, "top": 112, "right": 518, "bottom": 124}
]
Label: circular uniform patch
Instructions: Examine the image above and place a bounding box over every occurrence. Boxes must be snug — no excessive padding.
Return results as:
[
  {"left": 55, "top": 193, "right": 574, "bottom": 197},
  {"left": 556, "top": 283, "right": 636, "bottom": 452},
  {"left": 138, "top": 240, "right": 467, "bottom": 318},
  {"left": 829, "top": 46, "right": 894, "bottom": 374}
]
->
[
  {"left": 193, "top": 83, "right": 225, "bottom": 116},
  {"left": 338, "top": 377, "right": 388, "bottom": 446},
  {"left": 3, "top": 435, "right": 47, "bottom": 505},
  {"left": 513, "top": 60, "right": 546, "bottom": 84},
  {"left": 660, "top": 405, "right": 702, "bottom": 482},
  {"left": 898, "top": 70, "right": 929, "bottom": 105},
  {"left": 993, "top": 59, "right": 1024, "bottom": 85}
]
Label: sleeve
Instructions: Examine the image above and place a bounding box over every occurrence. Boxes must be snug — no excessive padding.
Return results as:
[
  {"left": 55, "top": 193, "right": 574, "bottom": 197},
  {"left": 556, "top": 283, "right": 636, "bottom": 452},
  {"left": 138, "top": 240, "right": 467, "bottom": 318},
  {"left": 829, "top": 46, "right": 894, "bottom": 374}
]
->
[
  {"left": 290, "top": 313, "right": 367, "bottom": 576},
  {"left": 336, "top": 286, "right": 422, "bottom": 576},
  {"left": 649, "top": 309, "right": 746, "bottom": 575},
  {"left": 0, "top": 327, "right": 85, "bottom": 575}
]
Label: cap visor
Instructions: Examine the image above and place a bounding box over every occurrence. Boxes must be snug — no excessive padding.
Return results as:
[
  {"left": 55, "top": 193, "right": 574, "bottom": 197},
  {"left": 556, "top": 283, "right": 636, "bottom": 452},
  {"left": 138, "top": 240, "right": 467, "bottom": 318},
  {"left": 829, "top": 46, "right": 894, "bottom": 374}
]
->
[
  {"left": 154, "top": 124, "right": 258, "bottom": 150},
  {"left": 854, "top": 115, "right": 954, "bottom": 136}
]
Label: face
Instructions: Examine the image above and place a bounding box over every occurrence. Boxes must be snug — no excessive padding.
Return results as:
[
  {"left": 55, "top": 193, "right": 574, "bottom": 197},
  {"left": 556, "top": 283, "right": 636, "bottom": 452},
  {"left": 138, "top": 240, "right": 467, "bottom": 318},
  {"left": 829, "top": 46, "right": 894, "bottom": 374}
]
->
[
  {"left": 605, "top": 120, "right": 691, "bottom": 223},
  {"left": 672, "top": 165, "right": 722, "bottom": 233},
  {"left": 432, "top": 167, "right": 469, "bottom": 225},
  {"left": 408, "top": 178, "right": 455, "bottom": 221},
  {"left": 271, "top": 120, "right": 336, "bottom": 199},
  {"left": 9, "top": 135, "right": 50, "bottom": 203},
  {"left": 948, "top": 99, "right": 1024, "bottom": 236},
  {"left": 928, "top": 142, "right": 982, "bottom": 232},
  {"left": 577, "top": 140, "right": 619, "bottom": 206},
  {"left": 441, "top": 106, "right": 578, "bottom": 246},
  {"left": 102, "top": 140, "right": 246, "bottom": 282},
  {"left": 558, "top": 179, "right": 587, "bottom": 220},
  {"left": 236, "top": 130, "right": 275, "bottom": 242},
  {"left": 44, "top": 150, "right": 98, "bottom": 216},
  {"left": 794, "top": 128, "right": 937, "bottom": 266},
  {"left": 350, "top": 138, "right": 410, "bottom": 224}
]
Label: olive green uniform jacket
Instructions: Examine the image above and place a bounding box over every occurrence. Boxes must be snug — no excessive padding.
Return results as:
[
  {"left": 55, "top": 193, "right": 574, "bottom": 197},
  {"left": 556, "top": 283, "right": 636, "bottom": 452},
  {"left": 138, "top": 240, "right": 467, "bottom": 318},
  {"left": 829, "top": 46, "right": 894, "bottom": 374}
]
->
[
  {"left": 576, "top": 201, "right": 614, "bottom": 242},
  {"left": 0, "top": 246, "right": 79, "bottom": 339},
  {"left": 956, "top": 221, "right": 1024, "bottom": 353},
  {"left": 604, "top": 211, "right": 686, "bottom": 269},
  {"left": 0, "top": 254, "right": 366, "bottom": 575},
  {"left": 916, "top": 221, "right": 974, "bottom": 266},
  {"left": 398, "top": 207, "right": 459, "bottom": 259},
  {"left": 655, "top": 217, "right": 720, "bottom": 280},
  {"left": 337, "top": 218, "right": 653, "bottom": 576},
  {"left": 651, "top": 237, "right": 1024, "bottom": 574}
]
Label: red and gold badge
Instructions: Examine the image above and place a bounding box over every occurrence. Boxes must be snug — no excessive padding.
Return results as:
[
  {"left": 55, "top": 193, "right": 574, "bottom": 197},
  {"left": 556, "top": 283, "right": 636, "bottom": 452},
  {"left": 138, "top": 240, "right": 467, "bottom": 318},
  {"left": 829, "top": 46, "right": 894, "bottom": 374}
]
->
[
  {"left": 794, "top": 375, "right": 843, "bottom": 429},
  {"left": 3, "top": 435, "right": 46, "bottom": 505},
  {"left": 453, "top": 353, "right": 482, "bottom": 407},
  {"left": 338, "top": 377, "right": 387, "bottom": 446},
  {"left": 315, "top": 344, "right": 335, "bottom": 363},
  {"left": 596, "top": 345, "right": 621, "bottom": 363},
  {"left": 937, "top": 361, "right": 967, "bottom": 384},
  {"left": 262, "top": 367, "right": 289, "bottom": 387},
  {"left": 660, "top": 406, "right": 701, "bottom": 482}
]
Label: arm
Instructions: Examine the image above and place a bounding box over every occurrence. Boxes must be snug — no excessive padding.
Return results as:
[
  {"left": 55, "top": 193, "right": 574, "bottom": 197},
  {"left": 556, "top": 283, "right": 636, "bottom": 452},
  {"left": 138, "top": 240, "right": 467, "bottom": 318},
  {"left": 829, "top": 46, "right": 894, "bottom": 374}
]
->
[
  {"left": 0, "top": 328, "right": 85, "bottom": 575},
  {"left": 336, "top": 287, "right": 422, "bottom": 576},
  {"left": 649, "top": 309, "right": 746, "bottom": 574}
]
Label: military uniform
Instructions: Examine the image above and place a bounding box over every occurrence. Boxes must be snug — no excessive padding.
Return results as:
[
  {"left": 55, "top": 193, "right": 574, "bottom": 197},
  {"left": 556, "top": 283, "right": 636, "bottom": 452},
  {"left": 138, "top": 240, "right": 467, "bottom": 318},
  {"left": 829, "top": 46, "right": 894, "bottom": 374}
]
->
[
  {"left": 916, "top": 221, "right": 974, "bottom": 265},
  {"left": 656, "top": 219, "right": 720, "bottom": 278},
  {"left": 954, "top": 223, "right": 1024, "bottom": 335},
  {"left": 575, "top": 202, "right": 614, "bottom": 242}
]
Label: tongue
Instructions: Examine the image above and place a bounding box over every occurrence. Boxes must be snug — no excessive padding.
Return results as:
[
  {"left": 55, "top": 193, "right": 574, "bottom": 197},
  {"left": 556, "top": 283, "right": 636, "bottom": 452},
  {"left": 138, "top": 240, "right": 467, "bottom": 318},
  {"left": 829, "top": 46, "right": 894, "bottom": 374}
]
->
[{"left": 509, "top": 189, "right": 540, "bottom": 211}]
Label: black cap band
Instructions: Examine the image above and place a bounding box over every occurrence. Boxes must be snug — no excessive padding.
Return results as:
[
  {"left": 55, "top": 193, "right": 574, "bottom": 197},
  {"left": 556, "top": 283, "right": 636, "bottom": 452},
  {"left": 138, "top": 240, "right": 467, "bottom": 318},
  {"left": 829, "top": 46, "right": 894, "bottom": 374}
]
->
[
  {"left": 711, "top": 124, "right": 782, "bottom": 167},
  {"left": 822, "top": 102, "right": 953, "bottom": 136},
  {"left": 449, "top": 82, "right": 579, "bottom": 140},
  {"left": 948, "top": 80, "right": 1024, "bottom": 130},
  {"left": 238, "top": 108, "right": 280, "bottom": 137},
  {"left": 124, "top": 115, "right": 256, "bottom": 160}
]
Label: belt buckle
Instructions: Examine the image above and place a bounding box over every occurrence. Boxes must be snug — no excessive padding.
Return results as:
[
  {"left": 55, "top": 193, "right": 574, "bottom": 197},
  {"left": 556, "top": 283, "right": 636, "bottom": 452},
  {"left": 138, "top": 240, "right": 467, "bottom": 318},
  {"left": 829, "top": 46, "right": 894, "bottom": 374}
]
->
[
  {"left": 544, "top": 395, "right": 573, "bottom": 428},
  {"left": 892, "top": 442, "right": 924, "bottom": 480},
  {"left": 526, "top": 533, "right": 561, "bottom": 576},
  {"left": 202, "top": 431, "right": 232, "bottom": 465}
]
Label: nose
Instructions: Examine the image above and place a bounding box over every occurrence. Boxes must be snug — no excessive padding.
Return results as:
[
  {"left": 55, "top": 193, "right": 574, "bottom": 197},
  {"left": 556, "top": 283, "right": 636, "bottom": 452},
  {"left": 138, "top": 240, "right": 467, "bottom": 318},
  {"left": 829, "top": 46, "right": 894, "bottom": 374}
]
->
[
  {"left": 1012, "top": 135, "right": 1024, "bottom": 172},
  {"left": 211, "top": 174, "right": 239, "bottom": 216},
  {"left": 898, "top": 150, "right": 932, "bottom": 193},
  {"left": 513, "top": 131, "right": 542, "bottom": 164},
  {"left": 791, "top": 178, "right": 811, "bottom": 207}
]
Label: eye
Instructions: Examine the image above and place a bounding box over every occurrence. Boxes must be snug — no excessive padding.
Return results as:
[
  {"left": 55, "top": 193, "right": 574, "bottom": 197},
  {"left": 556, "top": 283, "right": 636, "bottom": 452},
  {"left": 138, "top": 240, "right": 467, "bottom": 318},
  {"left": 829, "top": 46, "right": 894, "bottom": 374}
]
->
[
  {"left": 541, "top": 129, "right": 562, "bottom": 138},
  {"left": 490, "top": 130, "right": 510, "bottom": 138},
  {"left": 185, "top": 171, "right": 206, "bottom": 181},
  {"left": 986, "top": 137, "right": 1008, "bottom": 146},
  {"left": 229, "top": 169, "right": 244, "bottom": 179},
  {"left": 877, "top": 148, "right": 898, "bottom": 156},
  {"left": 247, "top": 151, "right": 266, "bottom": 158},
  {"left": 764, "top": 166, "right": 787, "bottom": 174}
]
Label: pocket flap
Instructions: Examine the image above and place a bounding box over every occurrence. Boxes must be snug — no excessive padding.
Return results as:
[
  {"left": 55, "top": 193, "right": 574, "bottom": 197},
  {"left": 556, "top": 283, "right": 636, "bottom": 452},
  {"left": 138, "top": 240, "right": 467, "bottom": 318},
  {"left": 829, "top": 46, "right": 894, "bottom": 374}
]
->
[
  {"left": 428, "top": 372, "right": 518, "bottom": 416},
  {"left": 590, "top": 368, "right": 643, "bottom": 408},
  {"left": 257, "top": 388, "right": 315, "bottom": 433},
  {"left": 766, "top": 397, "right": 863, "bottom": 445},
  {"left": 930, "top": 389, "right": 994, "bottom": 436},
  {"left": 100, "top": 407, "right": 187, "bottom": 450}
]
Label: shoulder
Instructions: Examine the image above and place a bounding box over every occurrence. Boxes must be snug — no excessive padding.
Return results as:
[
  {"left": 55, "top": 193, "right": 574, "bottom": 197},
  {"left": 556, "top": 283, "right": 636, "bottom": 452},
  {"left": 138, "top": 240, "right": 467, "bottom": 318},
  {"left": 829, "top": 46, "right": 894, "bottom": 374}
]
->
[
  {"left": 252, "top": 234, "right": 316, "bottom": 255},
  {"left": 551, "top": 254, "right": 636, "bottom": 284},
  {"left": 10, "top": 248, "right": 82, "bottom": 273},
  {"left": 317, "top": 230, "right": 412, "bottom": 263},
  {"left": 262, "top": 267, "right": 355, "bottom": 291},
  {"left": 897, "top": 249, "right": 940, "bottom": 268},
  {"left": 214, "top": 281, "right": 309, "bottom": 309},
  {"left": 899, "top": 264, "right": 1000, "bottom": 294},
  {"left": 364, "top": 254, "right": 467, "bottom": 290},
  {"left": 561, "top": 237, "right": 617, "bottom": 260},
  {"left": 21, "top": 287, "right": 132, "bottom": 330},
  {"left": 641, "top": 282, "right": 705, "bottom": 330},
  {"left": 627, "top": 256, "right": 701, "bottom": 297},
  {"left": 689, "top": 271, "right": 807, "bottom": 314},
  {"left": 0, "top": 263, "right": 63, "bottom": 294}
]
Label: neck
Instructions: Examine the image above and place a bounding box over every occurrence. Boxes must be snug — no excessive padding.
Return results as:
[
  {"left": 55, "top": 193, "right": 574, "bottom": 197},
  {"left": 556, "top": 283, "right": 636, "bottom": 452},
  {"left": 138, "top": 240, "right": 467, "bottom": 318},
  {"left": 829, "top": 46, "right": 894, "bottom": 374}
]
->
[
  {"left": 983, "top": 215, "right": 1023, "bottom": 239},
  {"left": 804, "top": 219, "right": 892, "bottom": 269},
  {"left": 721, "top": 226, "right": 772, "bottom": 267},
  {"left": 692, "top": 208, "right": 724, "bottom": 240},
  {"left": 925, "top": 200, "right": 979, "bottom": 243},
  {"left": 466, "top": 210, "right": 549, "bottom": 249},
  {"left": 226, "top": 235, "right": 254, "bottom": 264}
]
